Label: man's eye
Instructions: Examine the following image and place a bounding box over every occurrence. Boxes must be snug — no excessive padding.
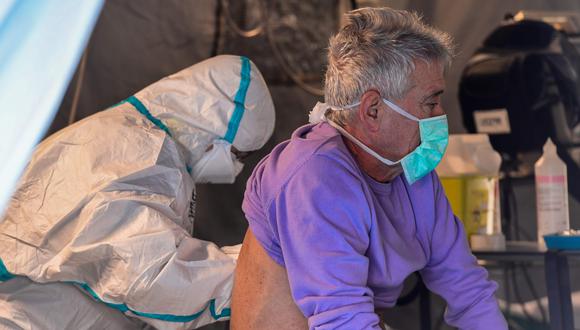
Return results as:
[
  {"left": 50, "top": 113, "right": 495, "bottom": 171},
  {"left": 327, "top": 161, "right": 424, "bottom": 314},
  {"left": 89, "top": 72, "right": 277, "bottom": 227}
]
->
[{"left": 427, "top": 103, "right": 438, "bottom": 111}]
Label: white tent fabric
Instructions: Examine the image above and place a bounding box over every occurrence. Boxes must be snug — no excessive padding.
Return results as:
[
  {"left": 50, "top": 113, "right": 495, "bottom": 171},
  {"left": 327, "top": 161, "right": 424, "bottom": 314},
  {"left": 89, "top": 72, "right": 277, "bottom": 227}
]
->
[{"left": 0, "top": 0, "right": 104, "bottom": 217}]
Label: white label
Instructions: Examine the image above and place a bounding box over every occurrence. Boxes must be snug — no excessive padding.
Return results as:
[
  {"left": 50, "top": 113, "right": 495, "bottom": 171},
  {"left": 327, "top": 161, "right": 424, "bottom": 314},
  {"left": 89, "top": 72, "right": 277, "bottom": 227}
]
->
[
  {"left": 536, "top": 175, "right": 570, "bottom": 241},
  {"left": 473, "top": 109, "right": 511, "bottom": 134}
]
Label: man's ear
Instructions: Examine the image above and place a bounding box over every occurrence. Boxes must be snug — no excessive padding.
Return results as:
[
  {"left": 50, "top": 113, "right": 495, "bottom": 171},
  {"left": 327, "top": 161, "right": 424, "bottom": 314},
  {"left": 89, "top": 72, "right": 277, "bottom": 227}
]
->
[{"left": 358, "top": 90, "right": 382, "bottom": 132}]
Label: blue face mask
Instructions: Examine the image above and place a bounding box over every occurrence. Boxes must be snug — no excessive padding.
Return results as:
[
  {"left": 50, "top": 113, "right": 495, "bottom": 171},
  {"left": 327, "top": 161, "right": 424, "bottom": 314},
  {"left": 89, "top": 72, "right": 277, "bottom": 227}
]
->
[{"left": 324, "top": 98, "right": 449, "bottom": 184}]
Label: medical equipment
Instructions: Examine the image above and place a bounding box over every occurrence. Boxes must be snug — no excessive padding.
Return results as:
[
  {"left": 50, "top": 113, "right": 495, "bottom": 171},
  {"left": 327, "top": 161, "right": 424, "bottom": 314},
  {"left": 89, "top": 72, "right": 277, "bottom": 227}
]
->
[
  {"left": 459, "top": 14, "right": 580, "bottom": 201},
  {"left": 535, "top": 138, "right": 570, "bottom": 245}
]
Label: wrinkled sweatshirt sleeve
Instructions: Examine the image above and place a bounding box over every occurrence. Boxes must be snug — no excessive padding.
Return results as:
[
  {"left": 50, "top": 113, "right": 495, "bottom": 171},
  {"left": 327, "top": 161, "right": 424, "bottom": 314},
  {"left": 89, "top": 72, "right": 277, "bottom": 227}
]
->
[
  {"left": 420, "top": 174, "right": 507, "bottom": 330},
  {"left": 268, "top": 155, "right": 381, "bottom": 329}
]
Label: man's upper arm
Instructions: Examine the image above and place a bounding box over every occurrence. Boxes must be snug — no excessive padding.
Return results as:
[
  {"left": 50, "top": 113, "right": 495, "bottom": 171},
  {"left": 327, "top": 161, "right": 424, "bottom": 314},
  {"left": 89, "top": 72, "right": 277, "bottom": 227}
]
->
[
  {"left": 270, "top": 155, "right": 382, "bottom": 329},
  {"left": 231, "top": 229, "right": 307, "bottom": 330}
]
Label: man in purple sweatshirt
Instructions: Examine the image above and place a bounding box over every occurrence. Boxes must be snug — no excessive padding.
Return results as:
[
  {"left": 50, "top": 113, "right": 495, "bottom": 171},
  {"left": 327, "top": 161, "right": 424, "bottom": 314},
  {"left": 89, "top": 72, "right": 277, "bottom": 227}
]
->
[{"left": 231, "top": 7, "right": 507, "bottom": 330}]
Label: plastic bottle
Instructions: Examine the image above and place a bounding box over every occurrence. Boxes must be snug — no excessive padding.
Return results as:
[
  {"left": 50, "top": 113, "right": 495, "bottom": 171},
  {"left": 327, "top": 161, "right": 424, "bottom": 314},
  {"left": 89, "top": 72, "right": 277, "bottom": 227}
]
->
[
  {"left": 469, "top": 143, "right": 505, "bottom": 250},
  {"left": 535, "top": 138, "right": 569, "bottom": 246}
]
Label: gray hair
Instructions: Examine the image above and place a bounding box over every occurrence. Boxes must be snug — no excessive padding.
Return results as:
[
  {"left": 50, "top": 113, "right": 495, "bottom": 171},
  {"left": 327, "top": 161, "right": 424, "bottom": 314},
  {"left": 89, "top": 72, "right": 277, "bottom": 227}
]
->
[{"left": 324, "top": 7, "right": 454, "bottom": 126}]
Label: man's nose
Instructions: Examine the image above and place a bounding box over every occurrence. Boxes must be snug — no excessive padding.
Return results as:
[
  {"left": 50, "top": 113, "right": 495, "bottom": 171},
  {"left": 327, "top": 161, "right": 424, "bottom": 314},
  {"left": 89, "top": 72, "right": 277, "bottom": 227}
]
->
[{"left": 432, "top": 105, "right": 445, "bottom": 117}]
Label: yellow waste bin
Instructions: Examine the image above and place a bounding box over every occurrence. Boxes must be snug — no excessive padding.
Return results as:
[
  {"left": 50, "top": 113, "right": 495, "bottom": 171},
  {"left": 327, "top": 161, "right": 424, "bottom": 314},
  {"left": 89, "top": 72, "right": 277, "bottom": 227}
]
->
[{"left": 437, "top": 134, "right": 505, "bottom": 250}]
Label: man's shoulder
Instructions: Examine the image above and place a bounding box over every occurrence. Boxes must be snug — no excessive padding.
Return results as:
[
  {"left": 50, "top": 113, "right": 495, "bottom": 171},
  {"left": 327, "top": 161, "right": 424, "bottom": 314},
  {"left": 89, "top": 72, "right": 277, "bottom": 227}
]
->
[{"left": 247, "top": 123, "right": 360, "bottom": 202}]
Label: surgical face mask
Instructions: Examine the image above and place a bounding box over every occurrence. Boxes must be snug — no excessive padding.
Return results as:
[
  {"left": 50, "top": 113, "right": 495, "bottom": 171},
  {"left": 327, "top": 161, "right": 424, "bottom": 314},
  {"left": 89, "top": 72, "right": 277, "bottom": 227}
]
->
[
  {"left": 319, "top": 98, "right": 448, "bottom": 184},
  {"left": 192, "top": 139, "right": 244, "bottom": 184}
]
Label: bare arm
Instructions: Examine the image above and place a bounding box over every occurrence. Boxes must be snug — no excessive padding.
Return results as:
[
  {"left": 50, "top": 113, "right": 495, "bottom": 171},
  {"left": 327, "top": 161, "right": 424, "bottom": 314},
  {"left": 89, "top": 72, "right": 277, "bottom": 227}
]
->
[{"left": 231, "top": 229, "right": 307, "bottom": 330}]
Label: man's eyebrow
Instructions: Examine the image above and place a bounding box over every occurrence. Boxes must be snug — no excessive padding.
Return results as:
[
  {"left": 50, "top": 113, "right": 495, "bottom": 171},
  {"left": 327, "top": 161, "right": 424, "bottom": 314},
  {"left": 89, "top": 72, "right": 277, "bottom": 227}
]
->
[{"left": 422, "top": 89, "right": 444, "bottom": 102}]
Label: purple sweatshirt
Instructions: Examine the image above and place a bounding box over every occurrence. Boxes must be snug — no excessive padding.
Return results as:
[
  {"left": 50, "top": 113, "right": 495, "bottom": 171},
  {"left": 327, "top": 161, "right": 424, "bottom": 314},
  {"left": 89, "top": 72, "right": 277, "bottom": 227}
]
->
[{"left": 243, "top": 122, "right": 507, "bottom": 330}]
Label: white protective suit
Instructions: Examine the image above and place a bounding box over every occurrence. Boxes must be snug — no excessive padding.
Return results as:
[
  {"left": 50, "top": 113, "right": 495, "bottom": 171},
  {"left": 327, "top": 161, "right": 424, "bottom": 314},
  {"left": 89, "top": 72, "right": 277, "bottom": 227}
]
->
[
  {"left": 0, "top": 55, "right": 275, "bottom": 329},
  {"left": 0, "top": 277, "right": 144, "bottom": 329}
]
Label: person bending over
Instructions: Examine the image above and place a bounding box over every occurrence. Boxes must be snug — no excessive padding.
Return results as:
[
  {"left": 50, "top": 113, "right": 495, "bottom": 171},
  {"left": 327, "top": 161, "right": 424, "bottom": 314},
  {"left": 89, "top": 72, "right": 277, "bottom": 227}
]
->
[{"left": 0, "top": 55, "right": 275, "bottom": 329}]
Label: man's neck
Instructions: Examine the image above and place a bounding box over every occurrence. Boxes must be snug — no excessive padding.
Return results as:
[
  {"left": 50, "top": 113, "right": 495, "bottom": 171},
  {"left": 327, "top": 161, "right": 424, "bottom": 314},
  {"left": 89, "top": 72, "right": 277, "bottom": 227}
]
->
[{"left": 342, "top": 137, "right": 402, "bottom": 183}]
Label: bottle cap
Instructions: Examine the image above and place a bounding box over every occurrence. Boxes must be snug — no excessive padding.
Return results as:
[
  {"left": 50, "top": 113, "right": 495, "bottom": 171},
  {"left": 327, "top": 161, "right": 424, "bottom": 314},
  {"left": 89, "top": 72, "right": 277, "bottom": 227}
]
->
[{"left": 543, "top": 137, "right": 557, "bottom": 154}]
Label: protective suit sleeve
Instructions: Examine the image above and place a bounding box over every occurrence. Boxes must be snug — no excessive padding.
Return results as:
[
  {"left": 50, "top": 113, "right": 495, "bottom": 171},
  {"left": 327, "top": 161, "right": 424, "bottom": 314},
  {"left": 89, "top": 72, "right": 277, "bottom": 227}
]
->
[
  {"left": 419, "top": 173, "right": 507, "bottom": 330},
  {"left": 267, "top": 154, "right": 382, "bottom": 329}
]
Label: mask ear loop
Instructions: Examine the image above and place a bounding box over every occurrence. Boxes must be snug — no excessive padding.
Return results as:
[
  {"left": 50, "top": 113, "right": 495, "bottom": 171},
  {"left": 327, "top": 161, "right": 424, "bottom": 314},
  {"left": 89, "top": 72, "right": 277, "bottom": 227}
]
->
[
  {"left": 326, "top": 120, "right": 399, "bottom": 166},
  {"left": 309, "top": 102, "right": 329, "bottom": 124},
  {"left": 381, "top": 98, "right": 419, "bottom": 122},
  {"left": 314, "top": 98, "right": 401, "bottom": 165},
  {"left": 309, "top": 100, "right": 362, "bottom": 124},
  {"left": 313, "top": 97, "right": 422, "bottom": 167}
]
